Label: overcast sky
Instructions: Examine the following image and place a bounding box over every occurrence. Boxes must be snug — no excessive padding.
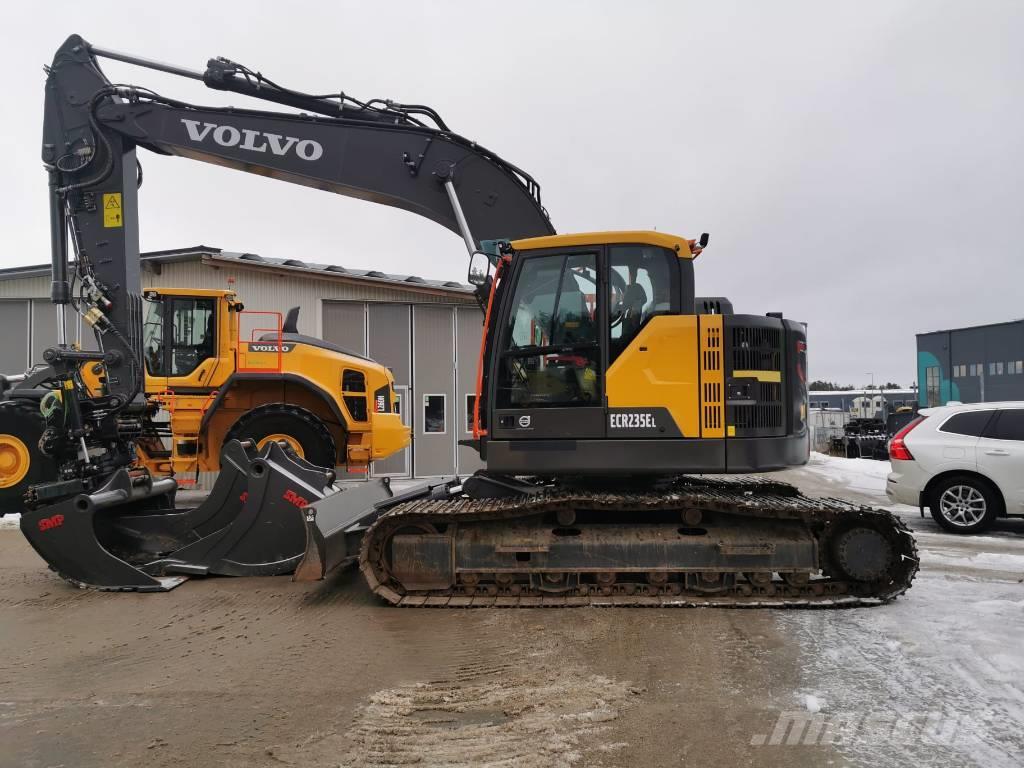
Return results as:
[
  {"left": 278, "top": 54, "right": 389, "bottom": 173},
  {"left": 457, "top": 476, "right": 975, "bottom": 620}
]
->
[{"left": 2, "top": 1, "right": 1021, "bottom": 386}]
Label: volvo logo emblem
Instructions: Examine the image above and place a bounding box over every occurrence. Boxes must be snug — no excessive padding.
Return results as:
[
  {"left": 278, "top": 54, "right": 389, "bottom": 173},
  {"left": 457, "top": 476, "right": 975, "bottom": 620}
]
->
[
  {"left": 518, "top": 415, "right": 531, "bottom": 428},
  {"left": 181, "top": 119, "right": 325, "bottom": 161}
]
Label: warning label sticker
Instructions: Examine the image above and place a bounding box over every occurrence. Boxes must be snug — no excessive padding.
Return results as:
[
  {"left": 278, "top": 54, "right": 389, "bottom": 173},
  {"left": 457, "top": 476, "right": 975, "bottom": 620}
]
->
[{"left": 102, "top": 193, "right": 122, "bottom": 228}]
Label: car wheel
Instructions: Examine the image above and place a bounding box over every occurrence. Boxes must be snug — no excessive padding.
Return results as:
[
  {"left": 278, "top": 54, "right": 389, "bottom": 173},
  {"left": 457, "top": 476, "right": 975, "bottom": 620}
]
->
[{"left": 929, "top": 475, "right": 1000, "bottom": 534}]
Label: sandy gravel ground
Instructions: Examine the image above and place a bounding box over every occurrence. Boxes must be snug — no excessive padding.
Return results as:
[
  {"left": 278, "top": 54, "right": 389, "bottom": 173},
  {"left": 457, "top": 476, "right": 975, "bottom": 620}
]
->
[{"left": 1, "top": 460, "right": 1022, "bottom": 768}]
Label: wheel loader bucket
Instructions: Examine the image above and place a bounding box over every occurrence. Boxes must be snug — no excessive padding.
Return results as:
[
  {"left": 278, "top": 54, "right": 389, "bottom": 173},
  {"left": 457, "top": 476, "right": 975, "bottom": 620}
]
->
[{"left": 19, "top": 440, "right": 338, "bottom": 591}]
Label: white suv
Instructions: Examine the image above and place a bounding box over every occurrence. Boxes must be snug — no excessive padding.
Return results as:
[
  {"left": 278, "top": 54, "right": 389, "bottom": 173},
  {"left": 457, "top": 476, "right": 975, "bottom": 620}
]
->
[{"left": 886, "top": 401, "right": 1024, "bottom": 533}]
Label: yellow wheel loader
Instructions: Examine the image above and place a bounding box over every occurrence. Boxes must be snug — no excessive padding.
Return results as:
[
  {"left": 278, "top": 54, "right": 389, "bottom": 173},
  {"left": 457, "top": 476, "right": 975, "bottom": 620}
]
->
[{"left": 132, "top": 288, "right": 406, "bottom": 481}]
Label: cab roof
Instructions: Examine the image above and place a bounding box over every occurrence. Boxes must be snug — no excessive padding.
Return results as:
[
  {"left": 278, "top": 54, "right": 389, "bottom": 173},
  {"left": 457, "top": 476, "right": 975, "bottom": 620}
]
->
[
  {"left": 509, "top": 230, "right": 697, "bottom": 258},
  {"left": 146, "top": 287, "right": 236, "bottom": 298}
]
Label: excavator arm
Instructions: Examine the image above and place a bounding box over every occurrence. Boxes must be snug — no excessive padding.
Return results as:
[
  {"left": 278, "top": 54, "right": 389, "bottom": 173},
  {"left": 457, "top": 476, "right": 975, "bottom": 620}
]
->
[{"left": 36, "top": 33, "right": 554, "bottom": 478}]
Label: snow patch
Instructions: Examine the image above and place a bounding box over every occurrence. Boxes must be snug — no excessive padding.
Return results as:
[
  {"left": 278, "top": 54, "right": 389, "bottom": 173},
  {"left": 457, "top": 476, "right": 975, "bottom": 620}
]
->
[
  {"left": 0, "top": 514, "right": 20, "bottom": 529},
  {"left": 803, "top": 694, "right": 825, "bottom": 713}
]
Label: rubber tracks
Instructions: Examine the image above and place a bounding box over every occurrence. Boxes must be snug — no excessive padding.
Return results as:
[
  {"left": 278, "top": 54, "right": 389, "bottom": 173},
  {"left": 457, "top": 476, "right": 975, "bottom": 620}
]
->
[{"left": 359, "top": 476, "right": 919, "bottom": 608}]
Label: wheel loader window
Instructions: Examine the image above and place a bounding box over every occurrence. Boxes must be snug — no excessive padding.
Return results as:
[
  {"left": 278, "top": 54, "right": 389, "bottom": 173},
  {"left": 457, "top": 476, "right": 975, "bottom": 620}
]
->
[
  {"left": 498, "top": 252, "right": 600, "bottom": 408},
  {"left": 608, "top": 246, "right": 677, "bottom": 363},
  {"left": 169, "top": 298, "right": 216, "bottom": 377},
  {"left": 143, "top": 297, "right": 166, "bottom": 376}
]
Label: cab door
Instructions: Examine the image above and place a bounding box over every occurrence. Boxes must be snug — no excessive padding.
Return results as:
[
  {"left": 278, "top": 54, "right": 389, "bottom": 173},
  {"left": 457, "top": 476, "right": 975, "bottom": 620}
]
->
[
  {"left": 489, "top": 249, "right": 605, "bottom": 440},
  {"left": 145, "top": 295, "right": 221, "bottom": 391}
]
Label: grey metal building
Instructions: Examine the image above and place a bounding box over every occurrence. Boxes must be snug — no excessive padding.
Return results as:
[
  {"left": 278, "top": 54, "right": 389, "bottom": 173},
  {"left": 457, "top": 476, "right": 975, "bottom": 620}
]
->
[
  {"left": 0, "top": 246, "right": 484, "bottom": 479},
  {"left": 917, "top": 320, "right": 1024, "bottom": 407}
]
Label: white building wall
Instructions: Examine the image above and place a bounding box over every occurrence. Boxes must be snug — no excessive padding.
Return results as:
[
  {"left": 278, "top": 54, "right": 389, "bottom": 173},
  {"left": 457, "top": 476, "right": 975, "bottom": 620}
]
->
[{"left": 0, "top": 275, "right": 49, "bottom": 299}]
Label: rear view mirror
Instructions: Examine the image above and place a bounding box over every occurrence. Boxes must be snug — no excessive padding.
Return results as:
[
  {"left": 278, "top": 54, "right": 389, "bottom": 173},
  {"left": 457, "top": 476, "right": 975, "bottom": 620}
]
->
[{"left": 467, "top": 251, "right": 491, "bottom": 286}]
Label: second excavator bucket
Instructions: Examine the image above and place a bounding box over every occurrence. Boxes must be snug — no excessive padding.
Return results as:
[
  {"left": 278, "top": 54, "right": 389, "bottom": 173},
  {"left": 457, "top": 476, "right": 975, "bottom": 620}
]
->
[{"left": 19, "top": 440, "right": 339, "bottom": 591}]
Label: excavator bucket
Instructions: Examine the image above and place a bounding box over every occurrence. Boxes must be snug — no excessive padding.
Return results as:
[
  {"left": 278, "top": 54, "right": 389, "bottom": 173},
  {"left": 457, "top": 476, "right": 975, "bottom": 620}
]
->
[
  {"left": 294, "top": 476, "right": 458, "bottom": 581},
  {"left": 19, "top": 440, "right": 337, "bottom": 591}
]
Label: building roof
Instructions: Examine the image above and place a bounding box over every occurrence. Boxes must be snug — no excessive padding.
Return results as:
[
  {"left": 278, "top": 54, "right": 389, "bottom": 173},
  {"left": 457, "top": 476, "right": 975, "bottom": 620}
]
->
[
  {"left": 0, "top": 245, "right": 474, "bottom": 295},
  {"left": 809, "top": 389, "right": 916, "bottom": 397},
  {"left": 917, "top": 318, "right": 1024, "bottom": 337}
]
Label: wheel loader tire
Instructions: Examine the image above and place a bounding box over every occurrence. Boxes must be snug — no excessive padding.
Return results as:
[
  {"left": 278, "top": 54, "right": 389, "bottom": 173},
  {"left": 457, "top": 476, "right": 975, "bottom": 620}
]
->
[
  {"left": 0, "top": 400, "right": 57, "bottom": 515},
  {"left": 225, "top": 404, "right": 338, "bottom": 469}
]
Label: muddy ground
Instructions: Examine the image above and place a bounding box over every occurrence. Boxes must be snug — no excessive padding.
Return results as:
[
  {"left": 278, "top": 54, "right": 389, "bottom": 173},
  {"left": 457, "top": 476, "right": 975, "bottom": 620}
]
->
[{"left": 1, "top": 465, "right": 1022, "bottom": 768}]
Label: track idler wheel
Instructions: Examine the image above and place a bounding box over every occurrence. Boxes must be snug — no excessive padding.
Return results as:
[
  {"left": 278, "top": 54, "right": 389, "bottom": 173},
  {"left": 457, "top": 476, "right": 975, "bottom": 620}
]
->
[{"left": 832, "top": 526, "right": 896, "bottom": 583}]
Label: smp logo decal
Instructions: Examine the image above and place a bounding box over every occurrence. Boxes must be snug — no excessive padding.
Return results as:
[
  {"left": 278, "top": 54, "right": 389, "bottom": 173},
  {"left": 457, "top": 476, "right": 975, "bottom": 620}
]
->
[
  {"left": 38, "top": 514, "right": 65, "bottom": 532},
  {"left": 181, "top": 120, "right": 324, "bottom": 161},
  {"left": 609, "top": 412, "right": 658, "bottom": 429},
  {"left": 283, "top": 489, "right": 310, "bottom": 509}
]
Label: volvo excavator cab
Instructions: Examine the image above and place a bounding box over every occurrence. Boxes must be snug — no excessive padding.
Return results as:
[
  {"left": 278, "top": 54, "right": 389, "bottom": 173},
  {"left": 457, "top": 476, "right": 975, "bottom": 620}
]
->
[{"left": 470, "top": 232, "right": 810, "bottom": 477}]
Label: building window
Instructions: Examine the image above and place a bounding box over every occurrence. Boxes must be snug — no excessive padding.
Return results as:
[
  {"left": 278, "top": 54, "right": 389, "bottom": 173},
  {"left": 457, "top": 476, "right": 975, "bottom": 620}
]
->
[
  {"left": 989, "top": 362, "right": 997, "bottom": 375},
  {"left": 465, "top": 394, "right": 477, "bottom": 433},
  {"left": 423, "top": 394, "right": 446, "bottom": 434},
  {"left": 1017, "top": 361, "right": 1024, "bottom": 375},
  {"left": 926, "top": 366, "right": 941, "bottom": 407},
  {"left": 997, "top": 362, "right": 1005, "bottom": 375}
]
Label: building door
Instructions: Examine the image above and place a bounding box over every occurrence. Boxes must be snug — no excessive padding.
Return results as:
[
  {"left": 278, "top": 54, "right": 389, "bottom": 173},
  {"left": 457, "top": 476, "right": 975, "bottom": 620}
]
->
[
  {"left": 372, "top": 384, "right": 411, "bottom": 478},
  {"left": 322, "top": 301, "right": 367, "bottom": 355},
  {"left": 456, "top": 306, "right": 486, "bottom": 475},
  {"left": 413, "top": 305, "right": 456, "bottom": 477},
  {"left": 0, "top": 301, "right": 29, "bottom": 372}
]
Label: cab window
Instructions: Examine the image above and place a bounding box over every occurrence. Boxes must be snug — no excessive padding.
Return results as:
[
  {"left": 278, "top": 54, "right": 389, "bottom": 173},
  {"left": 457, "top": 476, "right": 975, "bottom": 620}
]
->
[
  {"left": 170, "top": 297, "right": 216, "bottom": 377},
  {"left": 143, "top": 297, "right": 165, "bottom": 376},
  {"left": 608, "top": 245, "right": 677, "bottom": 363},
  {"left": 497, "top": 252, "right": 599, "bottom": 408}
]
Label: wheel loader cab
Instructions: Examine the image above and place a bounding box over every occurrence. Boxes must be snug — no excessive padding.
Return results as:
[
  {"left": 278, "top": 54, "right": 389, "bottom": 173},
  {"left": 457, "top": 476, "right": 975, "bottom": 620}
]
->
[
  {"left": 479, "top": 231, "right": 809, "bottom": 476},
  {"left": 134, "top": 289, "right": 409, "bottom": 478},
  {"left": 143, "top": 290, "right": 230, "bottom": 389}
]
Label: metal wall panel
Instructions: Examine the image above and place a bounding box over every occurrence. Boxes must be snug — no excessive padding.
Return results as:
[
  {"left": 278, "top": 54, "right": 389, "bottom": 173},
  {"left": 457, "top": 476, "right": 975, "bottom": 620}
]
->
[
  {"left": 0, "top": 275, "right": 49, "bottom": 299},
  {"left": 456, "top": 306, "right": 486, "bottom": 474},
  {"left": 0, "top": 301, "right": 29, "bottom": 373},
  {"left": 413, "top": 305, "right": 456, "bottom": 477},
  {"left": 367, "top": 304, "right": 412, "bottom": 477},
  {"left": 367, "top": 304, "right": 412, "bottom": 385},
  {"left": 322, "top": 302, "right": 367, "bottom": 355},
  {"left": 143, "top": 261, "right": 476, "bottom": 316}
]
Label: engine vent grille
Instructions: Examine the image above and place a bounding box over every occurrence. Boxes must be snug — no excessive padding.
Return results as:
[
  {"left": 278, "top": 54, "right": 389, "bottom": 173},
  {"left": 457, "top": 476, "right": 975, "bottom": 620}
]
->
[
  {"left": 732, "top": 403, "right": 784, "bottom": 430},
  {"left": 731, "top": 326, "right": 781, "bottom": 371},
  {"left": 700, "top": 319, "right": 724, "bottom": 437}
]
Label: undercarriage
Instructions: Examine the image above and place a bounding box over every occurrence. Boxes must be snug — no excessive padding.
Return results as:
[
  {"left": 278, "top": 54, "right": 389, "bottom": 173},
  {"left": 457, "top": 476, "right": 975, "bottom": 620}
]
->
[{"left": 355, "top": 476, "right": 918, "bottom": 607}]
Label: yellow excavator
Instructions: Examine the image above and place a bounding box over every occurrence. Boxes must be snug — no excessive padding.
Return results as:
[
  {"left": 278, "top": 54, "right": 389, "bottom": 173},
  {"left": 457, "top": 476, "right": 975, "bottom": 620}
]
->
[{"left": 2, "top": 35, "right": 917, "bottom": 603}]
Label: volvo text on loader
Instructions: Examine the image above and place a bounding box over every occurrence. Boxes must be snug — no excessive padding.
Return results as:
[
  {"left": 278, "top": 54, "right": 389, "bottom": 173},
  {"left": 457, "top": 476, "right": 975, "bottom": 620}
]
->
[{"left": 1, "top": 35, "right": 917, "bottom": 603}]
